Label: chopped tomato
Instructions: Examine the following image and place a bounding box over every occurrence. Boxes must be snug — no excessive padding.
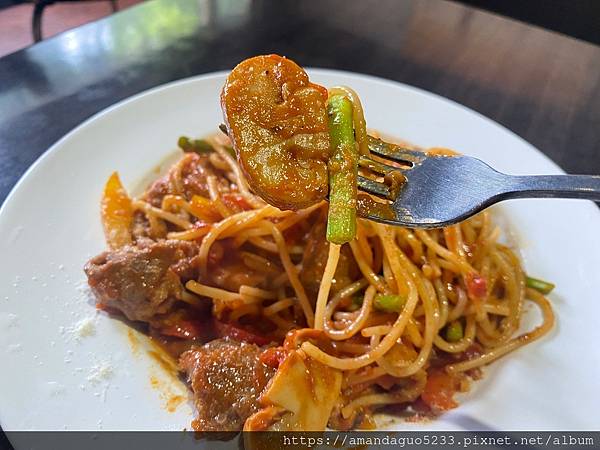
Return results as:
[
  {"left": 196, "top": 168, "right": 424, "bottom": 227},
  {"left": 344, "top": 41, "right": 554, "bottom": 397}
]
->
[
  {"left": 213, "top": 320, "right": 272, "bottom": 346},
  {"left": 259, "top": 347, "right": 288, "bottom": 369},
  {"left": 189, "top": 195, "right": 221, "bottom": 222},
  {"left": 421, "top": 370, "right": 459, "bottom": 412},
  {"left": 222, "top": 193, "right": 253, "bottom": 212},
  {"left": 466, "top": 272, "right": 487, "bottom": 300}
]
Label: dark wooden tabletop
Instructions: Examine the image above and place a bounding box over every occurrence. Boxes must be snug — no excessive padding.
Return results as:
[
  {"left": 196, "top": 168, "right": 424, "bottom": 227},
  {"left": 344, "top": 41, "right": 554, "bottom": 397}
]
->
[{"left": 1, "top": 0, "right": 600, "bottom": 208}]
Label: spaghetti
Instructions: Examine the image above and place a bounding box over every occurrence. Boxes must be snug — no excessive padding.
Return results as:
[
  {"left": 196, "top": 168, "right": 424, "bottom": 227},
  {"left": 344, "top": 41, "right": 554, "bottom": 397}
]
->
[
  {"left": 88, "top": 54, "right": 555, "bottom": 430},
  {"left": 109, "top": 131, "right": 554, "bottom": 426}
]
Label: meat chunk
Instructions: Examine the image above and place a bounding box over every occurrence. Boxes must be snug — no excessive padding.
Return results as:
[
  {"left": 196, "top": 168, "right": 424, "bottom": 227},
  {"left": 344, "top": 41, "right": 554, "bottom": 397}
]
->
[
  {"left": 144, "top": 153, "right": 228, "bottom": 207},
  {"left": 84, "top": 240, "right": 199, "bottom": 322},
  {"left": 299, "top": 217, "right": 359, "bottom": 301},
  {"left": 179, "top": 338, "right": 275, "bottom": 432}
]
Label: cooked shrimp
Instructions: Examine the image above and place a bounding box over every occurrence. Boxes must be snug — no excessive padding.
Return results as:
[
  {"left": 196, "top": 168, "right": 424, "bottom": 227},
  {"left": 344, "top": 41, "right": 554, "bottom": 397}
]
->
[{"left": 221, "top": 54, "right": 330, "bottom": 210}]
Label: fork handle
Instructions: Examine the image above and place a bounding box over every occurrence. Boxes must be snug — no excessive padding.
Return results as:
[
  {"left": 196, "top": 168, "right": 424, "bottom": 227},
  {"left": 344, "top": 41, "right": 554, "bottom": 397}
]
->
[{"left": 502, "top": 174, "right": 600, "bottom": 201}]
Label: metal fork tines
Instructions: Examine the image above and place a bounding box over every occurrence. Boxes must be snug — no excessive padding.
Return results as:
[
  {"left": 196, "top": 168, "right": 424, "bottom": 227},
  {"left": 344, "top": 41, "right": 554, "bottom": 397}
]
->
[{"left": 358, "top": 136, "right": 600, "bottom": 228}]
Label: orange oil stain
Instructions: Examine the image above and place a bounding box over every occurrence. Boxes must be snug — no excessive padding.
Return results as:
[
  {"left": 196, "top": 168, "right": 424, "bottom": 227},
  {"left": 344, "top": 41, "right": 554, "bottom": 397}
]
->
[
  {"left": 127, "top": 328, "right": 140, "bottom": 356},
  {"left": 147, "top": 349, "right": 179, "bottom": 378},
  {"left": 148, "top": 373, "right": 188, "bottom": 413},
  {"left": 123, "top": 323, "right": 188, "bottom": 413},
  {"left": 147, "top": 343, "right": 188, "bottom": 413},
  {"left": 166, "top": 395, "right": 185, "bottom": 412}
]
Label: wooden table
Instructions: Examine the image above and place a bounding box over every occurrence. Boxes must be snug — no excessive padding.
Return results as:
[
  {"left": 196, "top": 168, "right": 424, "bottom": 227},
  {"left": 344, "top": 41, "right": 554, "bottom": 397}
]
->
[{"left": 1, "top": 0, "right": 600, "bottom": 208}]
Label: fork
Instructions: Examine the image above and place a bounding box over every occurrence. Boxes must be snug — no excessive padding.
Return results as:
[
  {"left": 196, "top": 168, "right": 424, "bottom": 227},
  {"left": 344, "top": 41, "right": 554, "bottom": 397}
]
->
[{"left": 358, "top": 136, "right": 600, "bottom": 228}]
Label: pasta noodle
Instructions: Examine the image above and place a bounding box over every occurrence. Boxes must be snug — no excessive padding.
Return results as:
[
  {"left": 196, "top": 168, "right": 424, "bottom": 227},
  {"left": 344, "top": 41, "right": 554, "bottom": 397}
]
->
[
  {"left": 89, "top": 55, "right": 557, "bottom": 432},
  {"left": 109, "top": 131, "right": 555, "bottom": 426}
]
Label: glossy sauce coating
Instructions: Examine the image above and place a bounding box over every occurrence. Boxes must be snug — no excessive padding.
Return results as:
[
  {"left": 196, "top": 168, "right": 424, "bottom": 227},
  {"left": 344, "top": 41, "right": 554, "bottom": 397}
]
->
[{"left": 221, "top": 55, "right": 330, "bottom": 210}]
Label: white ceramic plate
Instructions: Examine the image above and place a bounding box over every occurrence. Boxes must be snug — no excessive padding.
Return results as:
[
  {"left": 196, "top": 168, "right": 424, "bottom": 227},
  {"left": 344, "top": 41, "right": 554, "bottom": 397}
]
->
[{"left": 1, "top": 70, "right": 599, "bottom": 433}]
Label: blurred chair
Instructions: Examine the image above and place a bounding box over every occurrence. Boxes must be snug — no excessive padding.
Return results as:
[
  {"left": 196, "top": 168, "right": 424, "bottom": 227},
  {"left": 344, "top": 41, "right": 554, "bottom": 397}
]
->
[{"left": 31, "top": 0, "right": 118, "bottom": 42}]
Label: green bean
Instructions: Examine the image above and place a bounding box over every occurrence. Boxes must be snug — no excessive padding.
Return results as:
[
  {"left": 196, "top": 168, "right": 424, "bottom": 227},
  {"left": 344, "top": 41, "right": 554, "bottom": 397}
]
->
[
  {"left": 326, "top": 95, "right": 357, "bottom": 244},
  {"left": 178, "top": 136, "right": 236, "bottom": 159},
  {"left": 178, "top": 136, "right": 214, "bottom": 154},
  {"left": 526, "top": 276, "right": 555, "bottom": 295},
  {"left": 445, "top": 320, "right": 463, "bottom": 342},
  {"left": 373, "top": 294, "right": 406, "bottom": 313}
]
